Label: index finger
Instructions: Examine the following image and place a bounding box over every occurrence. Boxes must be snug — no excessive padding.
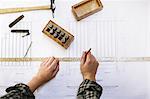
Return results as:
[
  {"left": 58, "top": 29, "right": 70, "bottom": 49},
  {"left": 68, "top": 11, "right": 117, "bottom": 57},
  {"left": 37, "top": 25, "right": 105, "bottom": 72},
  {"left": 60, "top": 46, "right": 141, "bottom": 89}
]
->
[
  {"left": 41, "top": 57, "right": 49, "bottom": 66},
  {"left": 49, "top": 58, "right": 59, "bottom": 70},
  {"left": 45, "top": 57, "right": 55, "bottom": 66},
  {"left": 80, "top": 51, "right": 86, "bottom": 65},
  {"left": 86, "top": 52, "right": 97, "bottom": 63},
  {"left": 86, "top": 52, "right": 92, "bottom": 61}
]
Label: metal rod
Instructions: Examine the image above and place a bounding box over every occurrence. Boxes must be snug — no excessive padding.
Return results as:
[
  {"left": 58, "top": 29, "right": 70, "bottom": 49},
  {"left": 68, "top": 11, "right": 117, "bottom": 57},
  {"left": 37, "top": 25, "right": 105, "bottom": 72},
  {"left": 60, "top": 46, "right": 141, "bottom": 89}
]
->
[
  {"left": 9, "top": 15, "right": 24, "bottom": 28},
  {"left": 11, "top": 29, "right": 29, "bottom": 33},
  {"left": 24, "top": 42, "right": 32, "bottom": 57}
]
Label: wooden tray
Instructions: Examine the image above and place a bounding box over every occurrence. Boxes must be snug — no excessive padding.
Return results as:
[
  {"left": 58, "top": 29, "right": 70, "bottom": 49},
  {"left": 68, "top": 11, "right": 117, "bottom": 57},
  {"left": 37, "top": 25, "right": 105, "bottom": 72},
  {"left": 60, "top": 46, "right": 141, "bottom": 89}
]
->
[
  {"left": 72, "top": 0, "right": 103, "bottom": 21},
  {"left": 43, "top": 20, "right": 74, "bottom": 49}
]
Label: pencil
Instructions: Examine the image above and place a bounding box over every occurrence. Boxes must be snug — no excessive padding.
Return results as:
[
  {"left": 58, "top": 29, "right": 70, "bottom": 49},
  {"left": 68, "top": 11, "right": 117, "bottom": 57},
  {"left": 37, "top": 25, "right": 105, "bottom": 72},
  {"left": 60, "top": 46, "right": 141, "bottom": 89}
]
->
[{"left": 85, "top": 48, "right": 91, "bottom": 59}]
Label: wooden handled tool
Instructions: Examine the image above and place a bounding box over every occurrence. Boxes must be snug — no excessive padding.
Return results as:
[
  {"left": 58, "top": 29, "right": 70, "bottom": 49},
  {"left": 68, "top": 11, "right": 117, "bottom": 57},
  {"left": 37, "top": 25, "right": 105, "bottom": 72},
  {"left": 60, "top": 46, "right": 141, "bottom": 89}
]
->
[{"left": 0, "top": 5, "right": 50, "bottom": 14}]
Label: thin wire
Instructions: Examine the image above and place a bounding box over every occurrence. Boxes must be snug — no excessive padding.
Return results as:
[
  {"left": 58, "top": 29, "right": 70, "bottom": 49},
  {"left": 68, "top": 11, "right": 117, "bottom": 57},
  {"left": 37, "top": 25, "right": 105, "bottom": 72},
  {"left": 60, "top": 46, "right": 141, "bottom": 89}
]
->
[{"left": 24, "top": 41, "right": 32, "bottom": 58}]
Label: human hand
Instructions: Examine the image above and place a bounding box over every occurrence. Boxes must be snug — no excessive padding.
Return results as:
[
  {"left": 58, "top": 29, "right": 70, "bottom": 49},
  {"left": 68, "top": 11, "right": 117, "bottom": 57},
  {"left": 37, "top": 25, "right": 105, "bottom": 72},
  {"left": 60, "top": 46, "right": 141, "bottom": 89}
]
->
[
  {"left": 80, "top": 51, "right": 99, "bottom": 81},
  {"left": 36, "top": 57, "right": 59, "bottom": 84},
  {"left": 28, "top": 57, "right": 59, "bottom": 92}
]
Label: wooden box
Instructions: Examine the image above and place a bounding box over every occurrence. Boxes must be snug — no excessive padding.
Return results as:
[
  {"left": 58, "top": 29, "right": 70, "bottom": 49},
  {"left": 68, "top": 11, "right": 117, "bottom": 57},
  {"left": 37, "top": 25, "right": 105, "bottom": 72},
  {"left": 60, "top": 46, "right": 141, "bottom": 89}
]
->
[
  {"left": 72, "top": 0, "right": 103, "bottom": 21},
  {"left": 42, "top": 20, "right": 74, "bottom": 49}
]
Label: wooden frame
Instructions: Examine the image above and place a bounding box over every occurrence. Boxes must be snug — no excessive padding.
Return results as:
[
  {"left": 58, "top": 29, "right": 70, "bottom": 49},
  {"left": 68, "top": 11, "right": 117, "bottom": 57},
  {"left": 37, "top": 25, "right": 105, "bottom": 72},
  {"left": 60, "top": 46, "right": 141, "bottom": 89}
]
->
[
  {"left": 42, "top": 20, "right": 74, "bottom": 49},
  {"left": 72, "top": 0, "right": 103, "bottom": 21}
]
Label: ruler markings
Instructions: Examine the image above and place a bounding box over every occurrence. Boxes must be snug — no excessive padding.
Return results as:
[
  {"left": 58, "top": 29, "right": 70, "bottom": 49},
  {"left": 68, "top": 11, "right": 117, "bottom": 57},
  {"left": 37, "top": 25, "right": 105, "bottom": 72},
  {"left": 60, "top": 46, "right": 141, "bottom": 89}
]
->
[{"left": 0, "top": 57, "right": 150, "bottom": 62}]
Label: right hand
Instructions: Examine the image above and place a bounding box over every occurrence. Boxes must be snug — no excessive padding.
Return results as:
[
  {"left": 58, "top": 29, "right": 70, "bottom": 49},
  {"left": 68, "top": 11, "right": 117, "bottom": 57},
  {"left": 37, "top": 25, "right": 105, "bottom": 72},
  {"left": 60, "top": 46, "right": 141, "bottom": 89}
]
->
[{"left": 80, "top": 51, "right": 99, "bottom": 81}]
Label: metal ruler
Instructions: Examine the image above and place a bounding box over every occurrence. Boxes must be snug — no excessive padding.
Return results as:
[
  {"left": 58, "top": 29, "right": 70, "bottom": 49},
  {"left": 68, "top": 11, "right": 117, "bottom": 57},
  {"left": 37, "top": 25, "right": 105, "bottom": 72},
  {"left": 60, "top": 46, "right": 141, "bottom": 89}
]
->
[{"left": 0, "top": 57, "right": 150, "bottom": 62}]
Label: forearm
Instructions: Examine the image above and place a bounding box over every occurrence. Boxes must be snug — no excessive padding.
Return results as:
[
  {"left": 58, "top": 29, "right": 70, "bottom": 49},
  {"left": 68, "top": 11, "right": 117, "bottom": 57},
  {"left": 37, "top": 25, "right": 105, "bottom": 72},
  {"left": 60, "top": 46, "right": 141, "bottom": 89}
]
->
[
  {"left": 77, "top": 79, "right": 103, "bottom": 99},
  {"left": 83, "top": 74, "right": 96, "bottom": 82},
  {"left": 27, "top": 76, "right": 44, "bottom": 92}
]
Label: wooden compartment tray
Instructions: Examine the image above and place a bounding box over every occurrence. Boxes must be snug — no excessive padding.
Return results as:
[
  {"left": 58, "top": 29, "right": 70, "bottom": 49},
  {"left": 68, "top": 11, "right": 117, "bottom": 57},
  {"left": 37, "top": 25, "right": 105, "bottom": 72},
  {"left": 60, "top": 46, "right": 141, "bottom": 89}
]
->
[
  {"left": 43, "top": 20, "right": 74, "bottom": 49},
  {"left": 72, "top": 0, "right": 103, "bottom": 21}
]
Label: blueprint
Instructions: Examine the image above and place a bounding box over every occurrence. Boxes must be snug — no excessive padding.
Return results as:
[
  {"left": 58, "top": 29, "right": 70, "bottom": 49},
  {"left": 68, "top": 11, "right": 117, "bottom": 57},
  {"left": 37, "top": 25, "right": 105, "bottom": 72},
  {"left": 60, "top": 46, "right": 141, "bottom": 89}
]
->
[{"left": 0, "top": 0, "right": 150, "bottom": 99}]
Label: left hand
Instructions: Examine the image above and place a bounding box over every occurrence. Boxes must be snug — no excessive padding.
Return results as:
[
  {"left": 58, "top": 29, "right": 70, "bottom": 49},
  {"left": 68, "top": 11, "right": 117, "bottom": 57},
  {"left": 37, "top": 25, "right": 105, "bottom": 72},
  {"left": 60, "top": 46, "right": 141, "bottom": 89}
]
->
[
  {"left": 36, "top": 57, "right": 59, "bottom": 84},
  {"left": 27, "top": 57, "right": 59, "bottom": 92}
]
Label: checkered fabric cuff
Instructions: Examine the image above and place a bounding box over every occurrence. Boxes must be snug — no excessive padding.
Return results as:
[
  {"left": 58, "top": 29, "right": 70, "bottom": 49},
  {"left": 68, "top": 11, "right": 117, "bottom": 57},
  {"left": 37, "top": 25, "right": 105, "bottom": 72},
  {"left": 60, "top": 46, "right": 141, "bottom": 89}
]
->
[
  {"left": 78, "top": 79, "right": 103, "bottom": 95},
  {"left": 5, "top": 83, "right": 35, "bottom": 98}
]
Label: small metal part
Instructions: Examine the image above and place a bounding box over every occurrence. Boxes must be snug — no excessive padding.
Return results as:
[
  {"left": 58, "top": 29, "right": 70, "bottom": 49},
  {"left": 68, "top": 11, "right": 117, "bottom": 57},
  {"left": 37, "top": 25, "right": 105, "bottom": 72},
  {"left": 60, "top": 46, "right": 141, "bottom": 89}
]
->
[
  {"left": 61, "top": 35, "right": 70, "bottom": 44},
  {"left": 53, "top": 27, "right": 57, "bottom": 31},
  {"left": 50, "top": 29, "right": 54, "bottom": 35},
  {"left": 58, "top": 36, "right": 63, "bottom": 40},
  {"left": 53, "top": 33, "right": 59, "bottom": 38},
  {"left": 48, "top": 24, "right": 53, "bottom": 28},
  {"left": 52, "top": 4, "right": 56, "bottom": 18},
  {"left": 61, "top": 38, "right": 67, "bottom": 44},
  {"left": 11, "top": 29, "right": 29, "bottom": 33},
  {"left": 65, "top": 35, "right": 69, "bottom": 40},
  {"left": 9, "top": 15, "right": 24, "bottom": 28},
  {"left": 24, "top": 41, "right": 32, "bottom": 57},
  {"left": 56, "top": 29, "right": 61, "bottom": 33},
  {"left": 58, "top": 32, "right": 65, "bottom": 40},
  {"left": 22, "top": 32, "right": 30, "bottom": 38},
  {"left": 11, "top": 29, "right": 30, "bottom": 38},
  {"left": 60, "top": 32, "right": 65, "bottom": 37},
  {"left": 46, "top": 28, "right": 51, "bottom": 32},
  {"left": 50, "top": 0, "right": 56, "bottom": 18}
]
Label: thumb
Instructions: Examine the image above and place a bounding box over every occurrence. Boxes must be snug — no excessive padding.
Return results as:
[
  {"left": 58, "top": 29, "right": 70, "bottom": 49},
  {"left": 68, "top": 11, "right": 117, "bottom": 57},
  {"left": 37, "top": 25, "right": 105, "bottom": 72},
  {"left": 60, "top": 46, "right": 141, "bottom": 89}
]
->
[{"left": 80, "top": 51, "right": 86, "bottom": 65}]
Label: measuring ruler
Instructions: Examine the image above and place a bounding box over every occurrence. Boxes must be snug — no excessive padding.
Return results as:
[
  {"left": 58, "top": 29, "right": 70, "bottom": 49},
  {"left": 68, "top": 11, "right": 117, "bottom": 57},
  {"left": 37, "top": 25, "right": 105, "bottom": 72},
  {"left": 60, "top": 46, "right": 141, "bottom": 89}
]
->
[{"left": 0, "top": 57, "right": 150, "bottom": 62}]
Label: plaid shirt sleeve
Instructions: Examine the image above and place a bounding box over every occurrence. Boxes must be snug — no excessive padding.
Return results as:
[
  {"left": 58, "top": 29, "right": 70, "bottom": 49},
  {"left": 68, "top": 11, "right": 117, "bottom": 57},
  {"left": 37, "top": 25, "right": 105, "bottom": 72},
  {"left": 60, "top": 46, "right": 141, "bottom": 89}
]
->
[
  {"left": 77, "top": 79, "right": 103, "bottom": 99},
  {"left": 0, "top": 83, "right": 35, "bottom": 99}
]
